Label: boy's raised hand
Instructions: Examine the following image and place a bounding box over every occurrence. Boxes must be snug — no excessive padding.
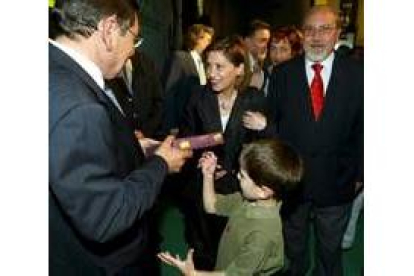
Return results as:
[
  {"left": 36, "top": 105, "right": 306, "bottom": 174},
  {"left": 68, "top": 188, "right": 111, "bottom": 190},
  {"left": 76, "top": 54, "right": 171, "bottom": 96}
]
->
[
  {"left": 198, "top": 151, "right": 217, "bottom": 177},
  {"left": 157, "top": 249, "right": 195, "bottom": 276}
]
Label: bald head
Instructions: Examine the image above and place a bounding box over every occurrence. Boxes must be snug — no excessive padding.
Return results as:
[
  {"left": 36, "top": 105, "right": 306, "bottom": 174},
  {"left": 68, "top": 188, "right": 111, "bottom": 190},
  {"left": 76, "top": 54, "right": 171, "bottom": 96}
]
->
[{"left": 303, "top": 5, "right": 341, "bottom": 29}]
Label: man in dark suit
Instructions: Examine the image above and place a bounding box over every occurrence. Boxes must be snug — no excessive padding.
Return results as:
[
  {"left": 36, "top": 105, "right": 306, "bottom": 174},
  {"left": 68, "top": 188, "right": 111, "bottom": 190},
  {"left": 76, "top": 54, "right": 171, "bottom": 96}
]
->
[
  {"left": 106, "top": 50, "right": 165, "bottom": 139},
  {"left": 243, "top": 5, "right": 363, "bottom": 276},
  {"left": 49, "top": 1, "right": 191, "bottom": 275},
  {"left": 243, "top": 19, "right": 271, "bottom": 95},
  {"left": 161, "top": 23, "right": 214, "bottom": 134}
]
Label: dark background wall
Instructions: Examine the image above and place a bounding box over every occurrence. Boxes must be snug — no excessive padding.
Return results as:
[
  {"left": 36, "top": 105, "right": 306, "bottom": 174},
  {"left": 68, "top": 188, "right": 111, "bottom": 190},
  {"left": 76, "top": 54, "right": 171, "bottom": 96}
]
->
[
  {"left": 139, "top": 0, "right": 182, "bottom": 73},
  {"left": 50, "top": 0, "right": 362, "bottom": 72},
  {"left": 140, "top": 0, "right": 312, "bottom": 71},
  {"left": 204, "top": 0, "right": 310, "bottom": 38}
]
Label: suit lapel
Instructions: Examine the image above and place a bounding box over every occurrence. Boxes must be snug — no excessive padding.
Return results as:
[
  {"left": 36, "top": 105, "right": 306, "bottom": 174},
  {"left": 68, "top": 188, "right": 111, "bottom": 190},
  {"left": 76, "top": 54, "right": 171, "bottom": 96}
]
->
[
  {"left": 50, "top": 43, "right": 119, "bottom": 117},
  {"left": 184, "top": 52, "right": 198, "bottom": 76},
  {"left": 224, "top": 94, "right": 243, "bottom": 137},
  {"left": 321, "top": 55, "right": 346, "bottom": 126},
  {"left": 297, "top": 56, "right": 337, "bottom": 124},
  {"left": 50, "top": 43, "right": 104, "bottom": 100},
  {"left": 222, "top": 94, "right": 244, "bottom": 166},
  {"left": 50, "top": 43, "right": 144, "bottom": 160},
  {"left": 205, "top": 89, "right": 222, "bottom": 132},
  {"left": 296, "top": 57, "right": 316, "bottom": 124}
]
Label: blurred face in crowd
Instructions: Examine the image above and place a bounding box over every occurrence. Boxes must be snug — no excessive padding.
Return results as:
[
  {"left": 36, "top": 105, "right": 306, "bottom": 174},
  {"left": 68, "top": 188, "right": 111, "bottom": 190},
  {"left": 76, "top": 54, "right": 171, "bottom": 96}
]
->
[
  {"left": 246, "top": 29, "right": 271, "bottom": 63},
  {"left": 103, "top": 15, "right": 140, "bottom": 79},
  {"left": 269, "top": 38, "right": 292, "bottom": 65},
  {"left": 206, "top": 50, "right": 244, "bottom": 94},
  {"left": 195, "top": 31, "right": 213, "bottom": 53},
  {"left": 302, "top": 9, "right": 340, "bottom": 62}
]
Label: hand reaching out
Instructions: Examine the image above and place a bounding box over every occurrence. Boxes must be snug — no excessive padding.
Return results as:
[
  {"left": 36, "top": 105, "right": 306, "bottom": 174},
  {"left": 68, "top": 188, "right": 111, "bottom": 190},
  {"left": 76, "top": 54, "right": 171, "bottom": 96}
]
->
[
  {"left": 243, "top": 111, "right": 267, "bottom": 131},
  {"left": 134, "top": 130, "right": 145, "bottom": 140},
  {"left": 155, "top": 136, "right": 193, "bottom": 173},
  {"left": 137, "top": 137, "right": 161, "bottom": 157},
  {"left": 157, "top": 249, "right": 196, "bottom": 276},
  {"left": 198, "top": 151, "right": 217, "bottom": 177}
]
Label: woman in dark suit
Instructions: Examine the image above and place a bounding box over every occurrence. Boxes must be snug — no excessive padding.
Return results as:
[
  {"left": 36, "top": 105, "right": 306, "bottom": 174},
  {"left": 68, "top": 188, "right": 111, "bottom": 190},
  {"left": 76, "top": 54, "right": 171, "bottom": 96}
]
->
[{"left": 177, "top": 35, "right": 267, "bottom": 270}]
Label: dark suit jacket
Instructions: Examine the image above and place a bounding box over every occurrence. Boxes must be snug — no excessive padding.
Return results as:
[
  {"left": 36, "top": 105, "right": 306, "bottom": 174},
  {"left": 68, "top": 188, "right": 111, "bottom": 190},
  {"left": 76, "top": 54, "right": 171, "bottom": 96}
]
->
[
  {"left": 179, "top": 85, "right": 267, "bottom": 195},
  {"left": 49, "top": 43, "right": 168, "bottom": 275},
  {"left": 106, "top": 51, "right": 164, "bottom": 138},
  {"left": 161, "top": 50, "right": 200, "bottom": 133},
  {"left": 266, "top": 53, "right": 363, "bottom": 207}
]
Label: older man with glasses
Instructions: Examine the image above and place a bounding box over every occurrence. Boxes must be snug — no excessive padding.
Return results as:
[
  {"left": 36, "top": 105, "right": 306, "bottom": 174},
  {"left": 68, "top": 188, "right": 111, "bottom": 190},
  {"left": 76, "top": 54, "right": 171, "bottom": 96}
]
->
[
  {"left": 243, "top": 5, "right": 363, "bottom": 276},
  {"left": 49, "top": 0, "right": 192, "bottom": 275}
]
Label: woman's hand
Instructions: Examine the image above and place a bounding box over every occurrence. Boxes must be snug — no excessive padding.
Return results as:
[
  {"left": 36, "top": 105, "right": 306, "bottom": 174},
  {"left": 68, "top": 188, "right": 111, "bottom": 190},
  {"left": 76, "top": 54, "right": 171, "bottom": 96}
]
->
[{"left": 243, "top": 111, "right": 267, "bottom": 131}]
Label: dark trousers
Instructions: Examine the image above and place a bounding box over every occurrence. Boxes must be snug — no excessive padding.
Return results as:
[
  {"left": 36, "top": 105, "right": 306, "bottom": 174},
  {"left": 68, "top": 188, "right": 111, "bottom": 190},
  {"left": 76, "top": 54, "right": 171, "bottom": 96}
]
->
[{"left": 282, "top": 201, "right": 352, "bottom": 276}]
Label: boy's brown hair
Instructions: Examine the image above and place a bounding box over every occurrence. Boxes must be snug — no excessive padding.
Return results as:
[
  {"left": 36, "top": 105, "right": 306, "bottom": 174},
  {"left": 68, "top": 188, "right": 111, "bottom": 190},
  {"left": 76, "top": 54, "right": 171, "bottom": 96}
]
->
[{"left": 239, "top": 139, "right": 303, "bottom": 201}]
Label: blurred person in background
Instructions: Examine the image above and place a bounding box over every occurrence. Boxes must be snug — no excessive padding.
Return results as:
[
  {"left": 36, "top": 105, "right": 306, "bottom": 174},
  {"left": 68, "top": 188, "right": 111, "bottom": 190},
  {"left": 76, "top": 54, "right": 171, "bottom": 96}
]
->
[
  {"left": 162, "top": 23, "right": 214, "bottom": 133},
  {"left": 267, "top": 26, "right": 303, "bottom": 74},
  {"left": 243, "top": 19, "right": 271, "bottom": 95}
]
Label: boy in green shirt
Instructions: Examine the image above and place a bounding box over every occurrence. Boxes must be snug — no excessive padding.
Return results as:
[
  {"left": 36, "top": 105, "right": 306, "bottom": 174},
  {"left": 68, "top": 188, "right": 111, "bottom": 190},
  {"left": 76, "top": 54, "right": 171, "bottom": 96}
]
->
[{"left": 158, "top": 139, "right": 303, "bottom": 275}]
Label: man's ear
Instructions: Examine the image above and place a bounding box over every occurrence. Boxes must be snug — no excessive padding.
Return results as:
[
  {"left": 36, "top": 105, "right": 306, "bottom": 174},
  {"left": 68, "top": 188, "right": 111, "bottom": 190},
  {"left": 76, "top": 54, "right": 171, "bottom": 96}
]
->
[{"left": 97, "top": 15, "right": 118, "bottom": 52}]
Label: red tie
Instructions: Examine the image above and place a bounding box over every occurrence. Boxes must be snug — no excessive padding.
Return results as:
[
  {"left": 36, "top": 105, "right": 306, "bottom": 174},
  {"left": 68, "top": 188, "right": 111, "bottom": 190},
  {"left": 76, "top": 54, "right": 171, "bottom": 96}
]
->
[{"left": 310, "top": 63, "right": 324, "bottom": 120}]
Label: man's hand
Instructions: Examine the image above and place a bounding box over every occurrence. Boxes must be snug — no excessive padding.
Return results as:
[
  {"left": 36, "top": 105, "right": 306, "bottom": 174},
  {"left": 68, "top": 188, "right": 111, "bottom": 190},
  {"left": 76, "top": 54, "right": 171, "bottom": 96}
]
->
[
  {"left": 243, "top": 111, "right": 267, "bottom": 131},
  {"left": 155, "top": 136, "right": 192, "bottom": 173},
  {"left": 134, "top": 130, "right": 145, "bottom": 140},
  {"left": 138, "top": 137, "right": 161, "bottom": 157}
]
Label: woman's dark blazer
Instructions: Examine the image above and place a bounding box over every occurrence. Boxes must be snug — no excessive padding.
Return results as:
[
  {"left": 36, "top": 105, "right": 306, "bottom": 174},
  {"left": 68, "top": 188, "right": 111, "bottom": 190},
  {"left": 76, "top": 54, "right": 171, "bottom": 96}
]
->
[{"left": 179, "top": 85, "right": 267, "bottom": 194}]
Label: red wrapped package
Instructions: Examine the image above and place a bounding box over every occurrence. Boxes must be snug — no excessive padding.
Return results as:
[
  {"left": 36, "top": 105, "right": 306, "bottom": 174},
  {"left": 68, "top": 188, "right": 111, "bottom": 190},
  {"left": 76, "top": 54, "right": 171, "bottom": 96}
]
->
[
  {"left": 173, "top": 132, "right": 224, "bottom": 150},
  {"left": 145, "top": 132, "right": 224, "bottom": 155}
]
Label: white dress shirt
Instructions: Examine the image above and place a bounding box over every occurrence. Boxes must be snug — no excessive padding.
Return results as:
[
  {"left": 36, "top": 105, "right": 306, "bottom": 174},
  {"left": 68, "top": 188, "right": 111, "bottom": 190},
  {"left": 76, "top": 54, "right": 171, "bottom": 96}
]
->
[
  {"left": 49, "top": 39, "right": 124, "bottom": 114},
  {"left": 190, "top": 50, "right": 207, "bottom": 85},
  {"left": 305, "top": 51, "right": 335, "bottom": 96},
  {"left": 121, "top": 58, "right": 134, "bottom": 96}
]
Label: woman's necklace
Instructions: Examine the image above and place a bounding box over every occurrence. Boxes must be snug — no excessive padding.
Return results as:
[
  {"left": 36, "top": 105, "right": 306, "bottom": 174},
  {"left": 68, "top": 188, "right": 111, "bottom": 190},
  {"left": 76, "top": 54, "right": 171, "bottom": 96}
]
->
[{"left": 218, "top": 91, "right": 237, "bottom": 115}]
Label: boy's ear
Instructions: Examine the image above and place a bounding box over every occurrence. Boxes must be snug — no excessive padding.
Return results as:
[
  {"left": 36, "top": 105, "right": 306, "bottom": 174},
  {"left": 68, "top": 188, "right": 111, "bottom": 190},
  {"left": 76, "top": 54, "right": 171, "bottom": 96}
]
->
[{"left": 257, "top": 186, "right": 274, "bottom": 199}]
